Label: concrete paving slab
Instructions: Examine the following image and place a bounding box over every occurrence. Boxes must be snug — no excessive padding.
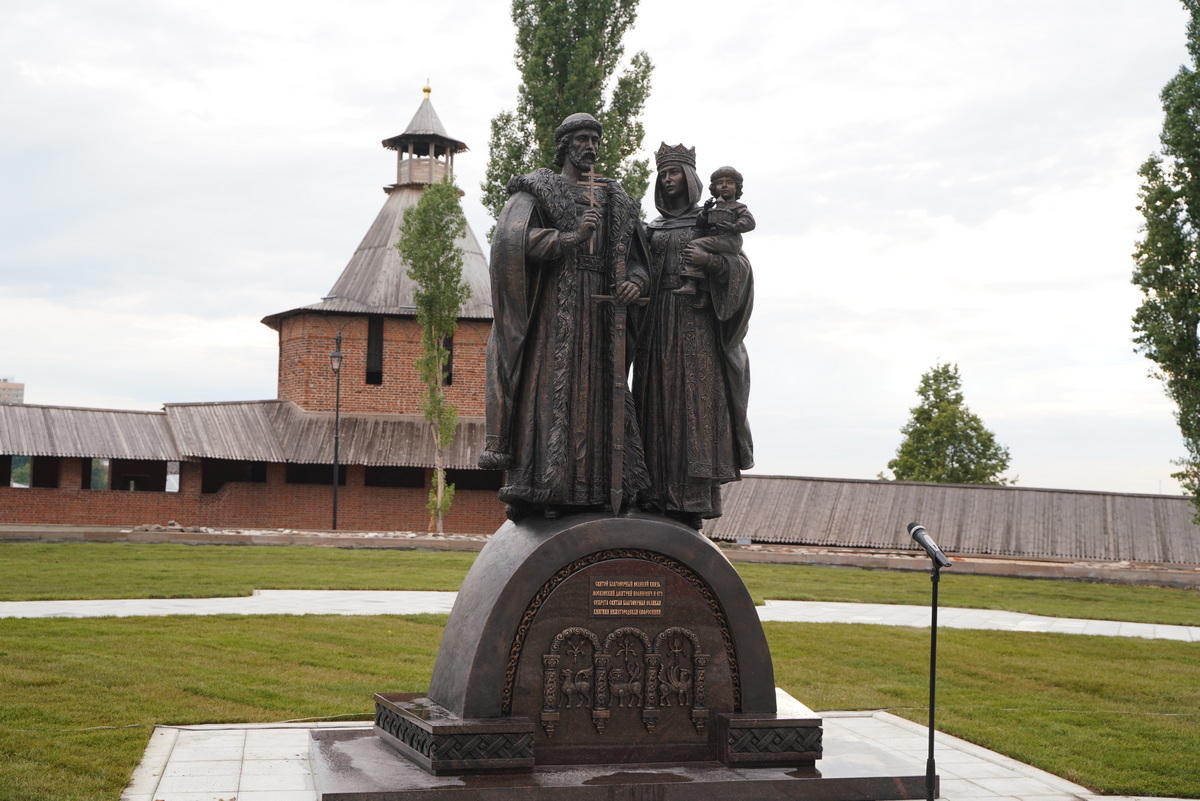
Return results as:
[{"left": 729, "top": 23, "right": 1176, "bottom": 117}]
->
[
  {"left": 4, "top": 592, "right": 1197, "bottom": 641},
  {"left": 122, "top": 712, "right": 1189, "bottom": 801}
]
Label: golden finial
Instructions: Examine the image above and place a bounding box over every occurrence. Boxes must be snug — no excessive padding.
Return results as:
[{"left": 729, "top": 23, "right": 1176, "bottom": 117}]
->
[{"left": 423, "top": 82, "right": 431, "bottom": 99}]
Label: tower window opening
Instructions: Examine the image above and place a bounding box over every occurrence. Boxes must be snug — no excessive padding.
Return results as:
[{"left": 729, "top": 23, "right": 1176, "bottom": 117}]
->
[{"left": 366, "top": 317, "right": 384, "bottom": 385}]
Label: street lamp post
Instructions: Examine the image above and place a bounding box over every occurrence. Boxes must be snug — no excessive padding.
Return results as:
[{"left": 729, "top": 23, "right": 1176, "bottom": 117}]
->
[
  {"left": 330, "top": 332, "right": 343, "bottom": 531},
  {"left": 908, "top": 522, "right": 951, "bottom": 801}
]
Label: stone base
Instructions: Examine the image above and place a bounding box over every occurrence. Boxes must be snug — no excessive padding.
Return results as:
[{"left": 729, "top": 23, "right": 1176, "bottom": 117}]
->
[
  {"left": 311, "top": 727, "right": 934, "bottom": 801},
  {"left": 718, "top": 689, "right": 822, "bottom": 767},
  {"left": 373, "top": 689, "right": 822, "bottom": 773},
  {"left": 373, "top": 694, "right": 534, "bottom": 775},
  {"left": 344, "top": 514, "right": 924, "bottom": 799}
]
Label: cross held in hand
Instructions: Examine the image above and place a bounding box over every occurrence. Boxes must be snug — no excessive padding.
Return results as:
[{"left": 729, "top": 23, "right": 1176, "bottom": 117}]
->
[{"left": 579, "top": 166, "right": 605, "bottom": 255}]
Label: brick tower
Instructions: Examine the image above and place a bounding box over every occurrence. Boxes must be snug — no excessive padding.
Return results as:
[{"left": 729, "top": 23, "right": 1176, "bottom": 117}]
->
[{"left": 262, "top": 87, "right": 492, "bottom": 418}]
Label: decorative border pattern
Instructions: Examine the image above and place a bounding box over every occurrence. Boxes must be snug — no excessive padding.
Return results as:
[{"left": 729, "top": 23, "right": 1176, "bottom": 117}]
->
[
  {"left": 375, "top": 703, "right": 433, "bottom": 756},
  {"left": 727, "top": 726, "right": 823, "bottom": 756},
  {"left": 375, "top": 703, "right": 535, "bottom": 765}
]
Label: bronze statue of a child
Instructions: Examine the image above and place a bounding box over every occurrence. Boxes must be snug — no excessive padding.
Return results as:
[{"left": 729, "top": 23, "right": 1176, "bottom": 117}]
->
[{"left": 676, "top": 165, "right": 755, "bottom": 305}]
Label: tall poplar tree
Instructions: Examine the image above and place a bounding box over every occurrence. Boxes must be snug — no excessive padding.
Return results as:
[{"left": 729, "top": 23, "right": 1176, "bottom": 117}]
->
[
  {"left": 397, "top": 180, "right": 472, "bottom": 533},
  {"left": 482, "top": 0, "right": 653, "bottom": 221},
  {"left": 883, "top": 363, "right": 1013, "bottom": 486},
  {"left": 1132, "top": 0, "right": 1200, "bottom": 517}
]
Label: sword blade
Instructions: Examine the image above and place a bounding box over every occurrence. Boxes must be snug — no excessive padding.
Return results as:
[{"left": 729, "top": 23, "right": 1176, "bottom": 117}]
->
[{"left": 609, "top": 300, "right": 629, "bottom": 513}]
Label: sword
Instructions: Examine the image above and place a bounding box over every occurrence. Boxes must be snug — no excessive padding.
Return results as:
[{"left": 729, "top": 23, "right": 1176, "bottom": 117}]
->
[{"left": 585, "top": 168, "right": 647, "bottom": 513}]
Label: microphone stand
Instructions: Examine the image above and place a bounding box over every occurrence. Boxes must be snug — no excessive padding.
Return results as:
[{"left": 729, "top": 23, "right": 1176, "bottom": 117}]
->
[
  {"left": 907, "top": 522, "right": 948, "bottom": 801},
  {"left": 925, "top": 560, "right": 942, "bottom": 801}
]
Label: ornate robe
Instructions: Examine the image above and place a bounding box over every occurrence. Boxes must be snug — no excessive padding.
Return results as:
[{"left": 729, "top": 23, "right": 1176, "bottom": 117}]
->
[
  {"left": 633, "top": 206, "right": 754, "bottom": 519},
  {"left": 484, "top": 168, "right": 650, "bottom": 510}
]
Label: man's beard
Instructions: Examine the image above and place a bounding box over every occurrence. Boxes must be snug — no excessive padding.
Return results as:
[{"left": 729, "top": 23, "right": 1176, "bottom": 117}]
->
[{"left": 570, "top": 150, "right": 597, "bottom": 171}]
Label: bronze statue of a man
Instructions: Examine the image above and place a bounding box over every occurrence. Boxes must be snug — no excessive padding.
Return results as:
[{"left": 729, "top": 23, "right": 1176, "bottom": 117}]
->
[{"left": 479, "top": 112, "right": 651, "bottom": 520}]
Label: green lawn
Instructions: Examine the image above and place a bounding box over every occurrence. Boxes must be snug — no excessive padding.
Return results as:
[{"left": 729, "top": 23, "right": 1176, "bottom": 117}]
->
[
  {"left": 0, "top": 614, "right": 443, "bottom": 801},
  {"left": 0, "top": 542, "right": 477, "bottom": 600},
  {"left": 768, "top": 622, "right": 1200, "bottom": 798},
  {"left": 735, "top": 561, "right": 1200, "bottom": 625},
  {"left": 1, "top": 542, "right": 1198, "bottom": 800},
  {"left": 3, "top": 541, "right": 1197, "bottom": 626},
  {"left": 1, "top": 615, "right": 1197, "bottom": 800}
]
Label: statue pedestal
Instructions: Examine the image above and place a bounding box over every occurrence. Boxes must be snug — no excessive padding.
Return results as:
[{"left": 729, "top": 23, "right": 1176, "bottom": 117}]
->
[{"left": 310, "top": 514, "right": 931, "bottom": 799}]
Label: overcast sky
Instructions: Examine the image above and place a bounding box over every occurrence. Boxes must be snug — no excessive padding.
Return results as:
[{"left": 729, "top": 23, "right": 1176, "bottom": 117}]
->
[{"left": 0, "top": 0, "right": 1192, "bottom": 496}]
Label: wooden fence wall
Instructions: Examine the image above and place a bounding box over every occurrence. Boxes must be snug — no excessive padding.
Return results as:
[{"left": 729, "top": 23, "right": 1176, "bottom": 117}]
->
[{"left": 706, "top": 476, "right": 1200, "bottom": 565}]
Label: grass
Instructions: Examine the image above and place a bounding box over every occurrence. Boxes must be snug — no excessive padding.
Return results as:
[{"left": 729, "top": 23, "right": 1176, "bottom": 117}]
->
[
  {"left": 0, "top": 542, "right": 476, "bottom": 600},
  {"left": 1, "top": 542, "right": 1199, "bottom": 798},
  {"left": 734, "top": 561, "right": 1200, "bottom": 626},
  {"left": 0, "top": 614, "right": 444, "bottom": 801},
  {"left": 3, "top": 541, "right": 1197, "bottom": 626},
  {"left": 0, "top": 615, "right": 1197, "bottom": 800},
  {"left": 767, "top": 622, "right": 1200, "bottom": 798}
]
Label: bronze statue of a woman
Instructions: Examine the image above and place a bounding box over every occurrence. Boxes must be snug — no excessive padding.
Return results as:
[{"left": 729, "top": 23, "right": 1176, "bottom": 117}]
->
[{"left": 633, "top": 143, "right": 754, "bottom": 529}]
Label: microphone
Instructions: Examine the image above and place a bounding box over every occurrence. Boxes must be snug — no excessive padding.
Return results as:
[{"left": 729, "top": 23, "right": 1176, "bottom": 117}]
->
[{"left": 908, "top": 523, "right": 951, "bottom": 568}]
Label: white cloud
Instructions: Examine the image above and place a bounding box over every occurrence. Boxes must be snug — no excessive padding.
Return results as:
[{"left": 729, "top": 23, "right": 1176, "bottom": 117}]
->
[{"left": 0, "top": 0, "right": 1192, "bottom": 496}]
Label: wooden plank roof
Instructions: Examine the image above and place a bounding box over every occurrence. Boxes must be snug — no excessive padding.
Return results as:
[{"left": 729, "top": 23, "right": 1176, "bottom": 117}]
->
[
  {"left": 2, "top": 401, "right": 486, "bottom": 470},
  {"left": 7, "top": 404, "right": 1195, "bottom": 565},
  {"left": 165, "top": 401, "right": 288, "bottom": 461},
  {"left": 706, "top": 475, "right": 1200, "bottom": 566},
  {"left": 165, "top": 400, "right": 485, "bottom": 468},
  {"left": 0, "top": 404, "right": 179, "bottom": 460}
]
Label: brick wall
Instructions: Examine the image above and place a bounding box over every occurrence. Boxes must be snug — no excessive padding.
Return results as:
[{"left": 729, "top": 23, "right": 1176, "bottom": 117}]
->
[
  {"left": 276, "top": 314, "right": 488, "bottom": 417},
  {"left": 0, "top": 461, "right": 507, "bottom": 534},
  {"left": 0, "top": 307, "right": 502, "bottom": 534}
]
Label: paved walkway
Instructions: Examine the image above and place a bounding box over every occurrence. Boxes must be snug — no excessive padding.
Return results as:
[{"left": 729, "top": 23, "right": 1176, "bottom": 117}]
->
[
  {"left": 4, "top": 591, "right": 1199, "bottom": 641},
  {"left": 120, "top": 712, "right": 1186, "bottom": 801},
  {"left": 0, "top": 590, "right": 460, "bottom": 619},
  {"left": 757, "top": 600, "right": 1200, "bottom": 641}
]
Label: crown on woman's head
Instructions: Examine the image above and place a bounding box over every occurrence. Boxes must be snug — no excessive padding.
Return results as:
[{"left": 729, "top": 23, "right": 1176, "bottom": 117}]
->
[{"left": 655, "top": 142, "right": 696, "bottom": 169}]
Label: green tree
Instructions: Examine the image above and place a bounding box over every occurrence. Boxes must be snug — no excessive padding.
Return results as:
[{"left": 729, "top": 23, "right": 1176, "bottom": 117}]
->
[
  {"left": 90, "top": 458, "right": 110, "bottom": 490},
  {"left": 396, "top": 180, "right": 472, "bottom": 533},
  {"left": 883, "top": 363, "right": 1013, "bottom": 485},
  {"left": 1132, "top": 0, "right": 1200, "bottom": 517},
  {"left": 481, "top": 0, "right": 653, "bottom": 222},
  {"left": 10, "top": 456, "right": 30, "bottom": 487}
]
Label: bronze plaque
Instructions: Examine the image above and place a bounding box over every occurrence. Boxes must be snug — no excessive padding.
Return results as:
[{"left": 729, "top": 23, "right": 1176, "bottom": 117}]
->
[
  {"left": 590, "top": 577, "right": 664, "bottom": 617},
  {"left": 509, "top": 554, "right": 736, "bottom": 764}
]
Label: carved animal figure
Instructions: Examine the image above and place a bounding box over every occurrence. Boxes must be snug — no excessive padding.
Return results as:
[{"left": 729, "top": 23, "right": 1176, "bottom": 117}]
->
[
  {"left": 609, "top": 665, "right": 644, "bottom": 709},
  {"left": 560, "top": 668, "right": 593, "bottom": 708},
  {"left": 658, "top": 664, "right": 692, "bottom": 707}
]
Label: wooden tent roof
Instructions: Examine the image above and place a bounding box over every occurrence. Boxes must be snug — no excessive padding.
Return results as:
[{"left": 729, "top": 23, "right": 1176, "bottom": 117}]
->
[
  {"left": 381, "top": 92, "right": 468, "bottom": 156},
  {"left": 263, "top": 93, "right": 491, "bottom": 329},
  {"left": 706, "top": 475, "right": 1200, "bottom": 566},
  {"left": 264, "top": 183, "right": 492, "bottom": 326},
  {"left": 0, "top": 401, "right": 485, "bottom": 470}
]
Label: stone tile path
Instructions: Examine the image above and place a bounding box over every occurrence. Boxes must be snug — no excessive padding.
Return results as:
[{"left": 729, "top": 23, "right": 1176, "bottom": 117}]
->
[
  {"left": 120, "top": 712, "right": 1188, "bottom": 801},
  {"left": 757, "top": 600, "right": 1200, "bottom": 641},
  {"left": 4, "top": 591, "right": 1198, "bottom": 642}
]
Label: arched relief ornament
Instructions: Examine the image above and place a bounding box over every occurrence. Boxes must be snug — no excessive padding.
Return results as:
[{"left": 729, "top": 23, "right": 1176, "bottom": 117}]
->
[
  {"left": 502, "top": 548, "right": 740, "bottom": 719},
  {"left": 539, "top": 624, "right": 708, "bottom": 739},
  {"left": 654, "top": 626, "right": 709, "bottom": 733},
  {"left": 603, "top": 627, "right": 654, "bottom": 730},
  {"left": 541, "top": 627, "right": 601, "bottom": 736}
]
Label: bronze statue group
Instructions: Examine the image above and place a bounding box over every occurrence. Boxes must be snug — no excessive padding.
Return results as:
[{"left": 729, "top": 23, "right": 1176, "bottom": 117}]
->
[{"left": 480, "top": 113, "right": 754, "bottom": 530}]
